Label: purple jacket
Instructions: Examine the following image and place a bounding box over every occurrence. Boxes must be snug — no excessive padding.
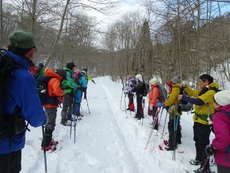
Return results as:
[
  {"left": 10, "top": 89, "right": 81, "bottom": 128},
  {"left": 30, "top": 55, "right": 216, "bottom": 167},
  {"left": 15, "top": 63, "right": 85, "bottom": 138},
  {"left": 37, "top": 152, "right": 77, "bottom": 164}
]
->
[
  {"left": 124, "top": 79, "right": 135, "bottom": 94},
  {"left": 212, "top": 104, "right": 230, "bottom": 167}
]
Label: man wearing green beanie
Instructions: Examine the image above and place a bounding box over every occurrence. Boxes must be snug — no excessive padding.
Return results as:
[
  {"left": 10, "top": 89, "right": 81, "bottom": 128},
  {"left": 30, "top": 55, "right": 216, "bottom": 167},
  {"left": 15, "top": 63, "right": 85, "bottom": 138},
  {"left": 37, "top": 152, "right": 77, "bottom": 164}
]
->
[{"left": 0, "top": 30, "right": 46, "bottom": 173}]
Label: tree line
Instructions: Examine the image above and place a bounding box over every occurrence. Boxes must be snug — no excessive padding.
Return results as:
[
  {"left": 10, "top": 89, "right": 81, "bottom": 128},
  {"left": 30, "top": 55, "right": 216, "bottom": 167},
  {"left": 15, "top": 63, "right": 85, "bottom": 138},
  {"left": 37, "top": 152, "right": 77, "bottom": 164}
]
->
[{"left": 0, "top": 0, "right": 230, "bottom": 89}]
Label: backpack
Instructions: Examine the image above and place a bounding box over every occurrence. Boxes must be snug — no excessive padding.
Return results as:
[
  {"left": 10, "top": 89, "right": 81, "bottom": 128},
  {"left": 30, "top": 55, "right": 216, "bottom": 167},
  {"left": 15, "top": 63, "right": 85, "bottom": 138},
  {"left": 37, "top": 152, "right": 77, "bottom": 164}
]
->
[
  {"left": 157, "top": 84, "right": 168, "bottom": 103},
  {"left": 143, "top": 81, "right": 149, "bottom": 96},
  {"left": 29, "top": 66, "right": 40, "bottom": 79},
  {"left": 36, "top": 76, "right": 58, "bottom": 106},
  {"left": 0, "top": 49, "right": 27, "bottom": 140}
]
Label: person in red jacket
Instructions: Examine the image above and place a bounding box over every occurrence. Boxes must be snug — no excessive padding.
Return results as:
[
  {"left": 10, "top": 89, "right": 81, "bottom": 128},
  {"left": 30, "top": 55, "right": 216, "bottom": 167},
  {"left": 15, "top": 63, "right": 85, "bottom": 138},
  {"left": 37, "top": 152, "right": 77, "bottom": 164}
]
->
[
  {"left": 41, "top": 68, "right": 66, "bottom": 151},
  {"left": 148, "top": 77, "right": 160, "bottom": 129}
]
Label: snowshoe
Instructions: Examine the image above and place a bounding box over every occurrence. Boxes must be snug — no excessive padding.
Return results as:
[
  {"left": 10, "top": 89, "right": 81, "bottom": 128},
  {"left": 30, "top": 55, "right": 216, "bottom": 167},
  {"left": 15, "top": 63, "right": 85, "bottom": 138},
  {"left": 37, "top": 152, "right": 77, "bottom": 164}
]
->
[{"left": 190, "top": 159, "right": 202, "bottom": 166}]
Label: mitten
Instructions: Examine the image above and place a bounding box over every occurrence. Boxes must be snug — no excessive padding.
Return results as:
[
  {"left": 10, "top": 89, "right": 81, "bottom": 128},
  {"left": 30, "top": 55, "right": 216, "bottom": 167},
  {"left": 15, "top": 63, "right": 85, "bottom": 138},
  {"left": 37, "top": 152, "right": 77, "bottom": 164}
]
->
[{"left": 157, "top": 103, "right": 164, "bottom": 107}]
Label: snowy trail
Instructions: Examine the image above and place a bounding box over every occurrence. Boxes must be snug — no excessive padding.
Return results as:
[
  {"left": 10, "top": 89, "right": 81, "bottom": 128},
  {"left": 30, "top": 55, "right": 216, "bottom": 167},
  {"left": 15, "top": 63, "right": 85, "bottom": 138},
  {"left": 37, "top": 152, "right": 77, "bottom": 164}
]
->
[{"left": 21, "top": 76, "right": 217, "bottom": 173}]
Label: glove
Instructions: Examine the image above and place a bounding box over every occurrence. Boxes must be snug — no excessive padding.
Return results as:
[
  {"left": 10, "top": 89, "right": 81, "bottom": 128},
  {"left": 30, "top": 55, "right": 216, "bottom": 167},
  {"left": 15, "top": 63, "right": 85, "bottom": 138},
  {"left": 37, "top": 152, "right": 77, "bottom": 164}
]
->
[
  {"left": 57, "top": 96, "right": 63, "bottom": 103},
  {"left": 157, "top": 103, "right": 164, "bottom": 107},
  {"left": 205, "top": 144, "right": 216, "bottom": 156},
  {"left": 149, "top": 104, "right": 153, "bottom": 110},
  {"left": 92, "top": 80, "right": 96, "bottom": 84}
]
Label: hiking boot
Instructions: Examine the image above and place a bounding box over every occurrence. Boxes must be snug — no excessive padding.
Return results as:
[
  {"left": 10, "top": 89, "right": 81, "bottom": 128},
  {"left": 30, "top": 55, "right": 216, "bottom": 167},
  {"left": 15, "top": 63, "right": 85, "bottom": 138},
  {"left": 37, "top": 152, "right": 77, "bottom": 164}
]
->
[
  {"left": 193, "top": 167, "right": 212, "bottom": 173},
  {"left": 165, "top": 147, "right": 174, "bottom": 151},
  {"left": 41, "top": 145, "right": 52, "bottom": 151},
  {"left": 61, "top": 120, "right": 71, "bottom": 126},
  {"left": 190, "top": 159, "right": 201, "bottom": 165},
  {"left": 127, "top": 108, "right": 130, "bottom": 110},
  {"left": 130, "top": 109, "right": 134, "bottom": 112}
]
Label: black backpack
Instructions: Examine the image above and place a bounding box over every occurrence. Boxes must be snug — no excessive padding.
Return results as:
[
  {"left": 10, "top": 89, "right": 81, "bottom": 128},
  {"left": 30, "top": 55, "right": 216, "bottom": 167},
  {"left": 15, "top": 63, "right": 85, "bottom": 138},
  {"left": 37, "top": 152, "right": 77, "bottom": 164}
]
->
[
  {"left": 36, "top": 76, "right": 59, "bottom": 106},
  {"left": 179, "top": 88, "right": 193, "bottom": 112},
  {"left": 0, "top": 49, "right": 27, "bottom": 140},
  {"left": 143, "top": 81, "right": 149, "bottom": 96}
]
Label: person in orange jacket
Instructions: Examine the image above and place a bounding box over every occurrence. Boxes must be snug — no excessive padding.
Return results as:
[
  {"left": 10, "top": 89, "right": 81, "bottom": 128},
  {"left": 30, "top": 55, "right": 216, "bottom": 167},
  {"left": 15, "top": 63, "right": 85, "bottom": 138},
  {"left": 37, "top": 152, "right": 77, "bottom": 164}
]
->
[
  {"left": 41, "top": 68, "right": 66, "bottom": 151},
  {"left": 148, "top": 77, "right": 160, "bottom": 129}
]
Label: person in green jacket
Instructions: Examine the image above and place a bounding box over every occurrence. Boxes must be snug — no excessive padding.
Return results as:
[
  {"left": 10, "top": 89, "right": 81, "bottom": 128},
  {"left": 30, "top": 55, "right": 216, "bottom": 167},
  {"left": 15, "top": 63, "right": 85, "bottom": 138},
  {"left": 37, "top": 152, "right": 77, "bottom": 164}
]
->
[
  {"left": 61, "top": 62, "right": 78, "bottom": 126},
  {"left": 38, "top": 63, "right": 45, "bottom": 76}
]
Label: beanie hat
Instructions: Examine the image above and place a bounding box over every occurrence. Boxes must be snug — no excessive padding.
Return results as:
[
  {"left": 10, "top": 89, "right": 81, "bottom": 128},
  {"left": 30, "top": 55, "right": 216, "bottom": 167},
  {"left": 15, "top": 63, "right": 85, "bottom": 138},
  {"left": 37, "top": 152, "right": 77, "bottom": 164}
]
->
[
  {"left": 66, "top": 63, "right": 76, "bottom": 70},
  {"left": 171, "top": 76, "right": 181, "bottom": 84},
  {"left": 214, "top": 90, "right": 230, "bottom": 106},
  {"left": 56, "top": 69, "right": 67, "bottom": 79},
  {"left": 135, "top": 74, "right": 143, "bottom": 82},
  {"left": 149, "top": 77, "right": 158, "bottom": 86},
  {"left": 39, "top": 63, "right": 44, "bottom": 69},
  {"left": 9, "top": 30, "right": 35, "bottom": 49},
  {"left": 199, "top": 74, "right": 213, "bottom": 84}
]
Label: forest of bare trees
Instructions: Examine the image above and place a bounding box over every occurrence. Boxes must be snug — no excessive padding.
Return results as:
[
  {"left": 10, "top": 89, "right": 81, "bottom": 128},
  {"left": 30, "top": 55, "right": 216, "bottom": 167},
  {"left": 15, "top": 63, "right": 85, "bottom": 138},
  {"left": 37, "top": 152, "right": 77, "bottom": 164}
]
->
[{"left": 0, "top": 0, "right": 230, "bottom": 88}]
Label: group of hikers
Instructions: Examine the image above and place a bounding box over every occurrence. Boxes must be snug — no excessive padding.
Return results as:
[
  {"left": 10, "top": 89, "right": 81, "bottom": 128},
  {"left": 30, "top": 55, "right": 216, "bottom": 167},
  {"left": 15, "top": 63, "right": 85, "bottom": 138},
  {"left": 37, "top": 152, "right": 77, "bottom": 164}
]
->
[
  {"left": 0, "top": 29, "right": 229, "bottom": 173},
  {"left": 123, "top": 73, "right": 230, "bottom": 173},
  {"left": 0, "top": 30, "right": 95, "bottom": 173}
]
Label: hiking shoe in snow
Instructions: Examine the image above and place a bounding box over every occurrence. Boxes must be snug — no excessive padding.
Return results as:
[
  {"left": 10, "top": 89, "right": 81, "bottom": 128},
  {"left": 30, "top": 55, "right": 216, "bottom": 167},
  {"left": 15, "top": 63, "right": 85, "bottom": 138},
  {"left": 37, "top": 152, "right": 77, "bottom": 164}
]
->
[
  {"left": 41, "top": 146, "right": 53, "bottom": 151},
  {"left": 163, "top": 140, "right": 169, "bottom": 146},
  {"left": 61, "top": 120, "right": 71, "bottom": 126},
  {"left": 190, "top": 159, "right": 201, "bottom": 165},
  {"left": 193, "top": 167, "right": 212, "bottom": 173}
]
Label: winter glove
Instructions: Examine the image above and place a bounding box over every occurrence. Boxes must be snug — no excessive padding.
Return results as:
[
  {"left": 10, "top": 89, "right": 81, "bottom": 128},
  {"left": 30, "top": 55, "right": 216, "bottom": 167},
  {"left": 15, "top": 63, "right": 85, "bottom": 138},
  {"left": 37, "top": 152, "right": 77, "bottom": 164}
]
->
[
  {"left": 92, "top": 80, "right": 96, "bottom": 84},
  {"left": 157, "top": 103, "right": 164, "bottom": 107},
  {"left": 149, "top": 104, "right": 153, "bottom": 110},
  {"left": 205, "top": 144, "right": 216, "bottom": 156},
  {"left": 57, "top": 96, "right": 63, "bottom": 103}
]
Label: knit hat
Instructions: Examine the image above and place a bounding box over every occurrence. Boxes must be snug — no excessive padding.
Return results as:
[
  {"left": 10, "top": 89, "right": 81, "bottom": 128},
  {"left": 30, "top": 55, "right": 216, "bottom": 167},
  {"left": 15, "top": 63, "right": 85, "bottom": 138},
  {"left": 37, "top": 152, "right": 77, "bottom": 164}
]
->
[
  {"left": 66, "top": 62, "right": 76, "bottom": 70},
  {"left": 135, "top": 74, "right": 143, "bottom": 82},
  {"left": 214, "top": 90, "right": 230, "bottom": 106},
  {"left": 127, "top": 75, "right": 132, "bottom": 80},
  {"left": 171, "top": 76, "right": 181, "bottom": 84},
  {"left": 9, "top": 30, "right": 35, "bottom": 49},
  {"left": 149, "top": 77, "right": 158, "bottom": 86},
  {"left": 39, "top": 63, "right": 44, "bottom": 69}
]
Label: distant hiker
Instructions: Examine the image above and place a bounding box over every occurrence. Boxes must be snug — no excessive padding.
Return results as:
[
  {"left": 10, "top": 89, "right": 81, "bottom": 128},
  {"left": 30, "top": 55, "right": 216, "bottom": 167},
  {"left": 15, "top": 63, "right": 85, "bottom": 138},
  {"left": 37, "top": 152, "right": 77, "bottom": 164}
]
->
[
  {"left": 123, "top": 75, "right": 135, "bottom": 112},
  {"left": 133, "top": 74, "right": 145, "bottom": 120},
  {"left": 73, "top": 69, "right": 87, "bottom": 118},
  {"left": 0, "top": 30, "right": 46, "bottom": 173},
  {"left": 41, "top": 68, "right": 66, "bottom": 151},
  {"left": 82, "top": 68, "right": 95, "bottom": 99},
  {"left": 205, "top": 90, "right": 230, "bottom": 173},
  {"left": 61, "top": 63, "right": 78, "bottom": 126},
  {"left": 38, "top": 62, "right": 45, "bottom": 76},
  {"left": 148, "top": 77, "right": 160, "bottom": 129},
  {"left": 158, "top": 75, "right": 182, "bottom": 151},
  {"left": 178, "top": 74, "right": 219, "bottom": 173}
]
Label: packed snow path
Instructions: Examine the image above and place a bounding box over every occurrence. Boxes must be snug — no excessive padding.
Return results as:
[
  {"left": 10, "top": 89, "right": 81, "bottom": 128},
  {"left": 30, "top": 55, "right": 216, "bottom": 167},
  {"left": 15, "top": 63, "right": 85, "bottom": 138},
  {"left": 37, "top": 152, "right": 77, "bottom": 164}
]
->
[{"left": 21, "top": 76, "right": 217, "bottom": 173}]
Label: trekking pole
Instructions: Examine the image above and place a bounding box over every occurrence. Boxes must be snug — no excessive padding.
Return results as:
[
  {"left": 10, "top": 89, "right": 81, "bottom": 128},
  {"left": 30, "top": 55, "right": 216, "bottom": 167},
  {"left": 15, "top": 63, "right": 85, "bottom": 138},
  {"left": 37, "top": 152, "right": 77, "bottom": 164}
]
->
[
  {"left": 120, "top": 90, "right": 123, "bottom": 110},
  {"left": 85, "top": 98, "right": 90, "bottom": 114},
  {"left": 145, "top": 115, "right": 158, "bottom": 149},
  {"left": 172, "top": 116, "right": 179, "bottom": 161},
  {"left": 158, "top": 107, "right": 164, "bottom": 126},
  {"left": 124, "top": 93, "right": 127, "bottom": 114},
  {"left": 199, "top": 155, "right": 211, "bottom": 173},
  {"left": 42, "top": 126, "right": 48, "bottom": 173},
  {"left": 161, "top": 111, "right": 168, "bottom": 139}
]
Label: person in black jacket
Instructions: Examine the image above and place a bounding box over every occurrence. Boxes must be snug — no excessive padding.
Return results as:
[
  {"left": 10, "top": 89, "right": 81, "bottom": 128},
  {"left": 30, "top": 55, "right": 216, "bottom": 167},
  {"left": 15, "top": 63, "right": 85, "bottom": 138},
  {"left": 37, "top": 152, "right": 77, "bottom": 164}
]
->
[{"left": 133, "top": 74, "right": 145, "bottom": 120}]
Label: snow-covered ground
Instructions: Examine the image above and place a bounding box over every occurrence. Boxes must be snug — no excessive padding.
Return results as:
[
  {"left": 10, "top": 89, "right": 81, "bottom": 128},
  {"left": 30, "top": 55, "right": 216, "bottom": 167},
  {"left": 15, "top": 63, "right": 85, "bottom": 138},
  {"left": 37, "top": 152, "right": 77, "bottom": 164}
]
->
[{"left": 21, "top": 76, "right": 217, "bottom": 173}]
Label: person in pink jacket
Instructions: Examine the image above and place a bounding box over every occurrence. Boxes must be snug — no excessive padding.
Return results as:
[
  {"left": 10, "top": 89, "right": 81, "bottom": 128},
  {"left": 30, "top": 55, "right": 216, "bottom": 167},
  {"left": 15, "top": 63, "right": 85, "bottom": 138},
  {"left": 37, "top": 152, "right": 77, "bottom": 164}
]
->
[
  {"left": 206, "top": 90, "right": 230, "bottom": 173},
  {"left": 148, "top": 77, "right": 160, "bottom": 130}
]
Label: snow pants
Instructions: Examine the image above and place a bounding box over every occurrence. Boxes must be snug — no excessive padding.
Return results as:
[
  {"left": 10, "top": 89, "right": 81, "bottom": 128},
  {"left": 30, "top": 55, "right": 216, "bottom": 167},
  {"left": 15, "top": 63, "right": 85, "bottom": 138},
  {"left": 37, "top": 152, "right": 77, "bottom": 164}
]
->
[
  {"left": 128, "top": 93, "right": 134, "bottom": 110},
  {"left": 193, "top": 122, "right": 211, "bottom": 170},
  {"left": 168, "top": 116, "right": 181, "bottom": 149},
  {"left": 135, "top": 95, "right": 143, "bottom": 118},
  {"left": 42, "top": 108, "right": 57, "bottom": 147},
  {"left": 61, "top": 93, "right": 73, "bottom": 123}
]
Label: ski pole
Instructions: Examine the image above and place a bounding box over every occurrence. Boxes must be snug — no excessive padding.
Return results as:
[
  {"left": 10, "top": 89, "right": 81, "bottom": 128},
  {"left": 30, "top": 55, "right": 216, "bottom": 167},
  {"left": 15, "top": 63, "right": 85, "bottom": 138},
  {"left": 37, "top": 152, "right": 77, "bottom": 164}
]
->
[
  {"left": 85, "top": 98, "right": 91, "bottom": 114},
  {"left": 158, "top": 107, "right": 164, "bottom": 126},
  {"left": 172, "top": 116, "right": 179, "bottom": 161},
  {"left": 199, "top": 155, "right": 211, "bottom": 173},
  {"left": 161, "top": 111, "right": 168, "bottom": 139},
  {"left": 120, "top": 90, "right": 123, "bottom": 110},
  {"left": 145, "top": 115, "right": 158, "bottom": 149},
  {"left": 42, "top": 126, "right": 48, "bottom": 173}
]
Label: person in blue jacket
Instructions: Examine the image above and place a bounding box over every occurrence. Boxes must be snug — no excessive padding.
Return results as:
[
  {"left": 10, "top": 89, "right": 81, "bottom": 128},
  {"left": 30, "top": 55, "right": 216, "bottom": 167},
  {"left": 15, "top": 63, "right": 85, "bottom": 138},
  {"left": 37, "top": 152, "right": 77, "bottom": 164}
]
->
[
  {"left": 73, "top": 70, "right": 88, "bottom": 117},
  {"left": 0, "top": 30, "right": 46, "bottom": 173}
]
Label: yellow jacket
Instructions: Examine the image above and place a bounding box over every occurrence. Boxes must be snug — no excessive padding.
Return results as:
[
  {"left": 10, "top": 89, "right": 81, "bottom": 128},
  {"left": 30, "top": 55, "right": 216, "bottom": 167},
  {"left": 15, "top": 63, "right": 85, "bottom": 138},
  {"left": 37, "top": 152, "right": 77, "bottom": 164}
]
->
[
  {"left": 164, "top": 83, "right": 181, "bottom": 107},
  {"left": 184, "top": 82, "right": 219, "bottom": 125}
]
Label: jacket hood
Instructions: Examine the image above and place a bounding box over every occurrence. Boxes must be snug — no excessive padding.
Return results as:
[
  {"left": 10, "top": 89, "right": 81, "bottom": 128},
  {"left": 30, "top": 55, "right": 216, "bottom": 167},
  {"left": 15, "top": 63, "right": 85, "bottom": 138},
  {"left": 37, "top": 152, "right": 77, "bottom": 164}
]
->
[
  {"left": 208, "top": 82, "right": 219, "bottom": 89},
  {"left": 45, "top": 68, "right": 62, "bottom": 80}
]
